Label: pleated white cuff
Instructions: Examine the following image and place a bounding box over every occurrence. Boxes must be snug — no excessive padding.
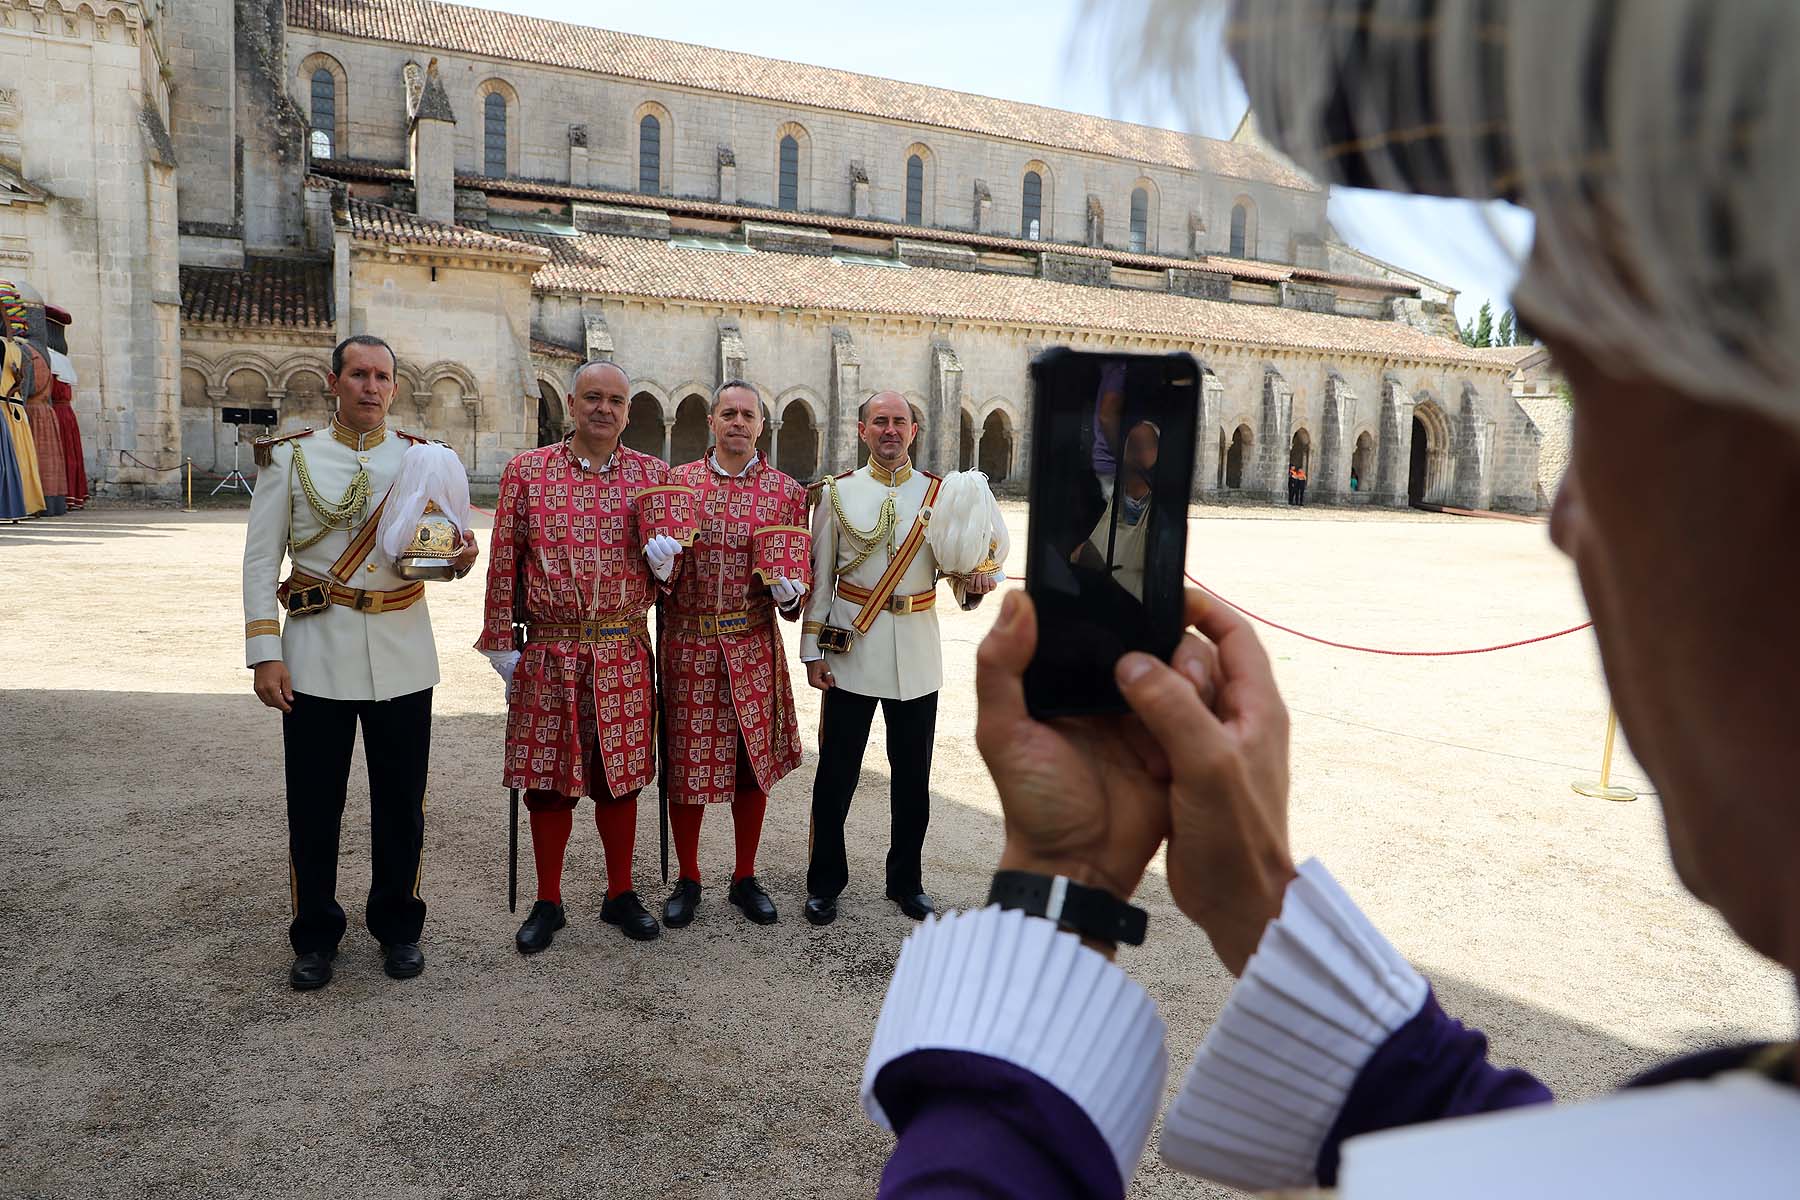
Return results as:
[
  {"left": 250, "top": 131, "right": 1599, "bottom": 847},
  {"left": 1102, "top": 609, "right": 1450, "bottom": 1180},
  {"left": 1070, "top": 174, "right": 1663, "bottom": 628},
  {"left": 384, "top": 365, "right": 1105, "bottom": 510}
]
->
[
  {"left": 862, "top": 905, "right": 1169, "bottom": 1189},
  {"left": 1159, "top": 858, "right": 1429, "bottom": 1191}
]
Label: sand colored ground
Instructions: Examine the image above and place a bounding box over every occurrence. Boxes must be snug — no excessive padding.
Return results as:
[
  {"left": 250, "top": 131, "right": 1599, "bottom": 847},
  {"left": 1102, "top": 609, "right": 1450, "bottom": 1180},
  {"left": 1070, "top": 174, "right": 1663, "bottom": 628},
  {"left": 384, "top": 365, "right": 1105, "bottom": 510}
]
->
[{"left": 0, "top": 501, "right": 1791, "bottom": 1199}]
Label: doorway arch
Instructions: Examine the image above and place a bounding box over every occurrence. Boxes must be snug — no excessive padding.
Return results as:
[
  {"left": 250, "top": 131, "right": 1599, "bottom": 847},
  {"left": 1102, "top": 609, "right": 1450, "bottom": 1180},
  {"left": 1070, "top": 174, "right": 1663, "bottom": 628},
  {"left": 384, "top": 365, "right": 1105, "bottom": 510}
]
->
[{"left": 1408, "top": 397, "right": 1453, "bottom": 506}]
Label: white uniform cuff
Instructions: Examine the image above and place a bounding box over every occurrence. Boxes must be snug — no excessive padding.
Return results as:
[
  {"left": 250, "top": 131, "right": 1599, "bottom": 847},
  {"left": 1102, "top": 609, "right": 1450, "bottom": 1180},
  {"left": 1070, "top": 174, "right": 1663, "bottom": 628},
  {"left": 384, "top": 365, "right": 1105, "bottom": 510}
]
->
[
  {"left": 1159, "top": 858, "right": 1429, "bottom": 1191},
  {"left": 862, "top": 905, "right": 1168, "bottom": 1189},
  {"left": 245, "top": 634, "right": 283, "bottom": 668}
]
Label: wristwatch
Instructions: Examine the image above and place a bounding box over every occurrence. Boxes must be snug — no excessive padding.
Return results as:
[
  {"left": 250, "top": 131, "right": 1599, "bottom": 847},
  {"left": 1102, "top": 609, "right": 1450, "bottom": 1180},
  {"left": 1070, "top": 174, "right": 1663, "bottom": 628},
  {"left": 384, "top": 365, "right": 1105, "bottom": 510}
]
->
[{"left": 987, "top": 870, "right": 1148, "bottom": 947}]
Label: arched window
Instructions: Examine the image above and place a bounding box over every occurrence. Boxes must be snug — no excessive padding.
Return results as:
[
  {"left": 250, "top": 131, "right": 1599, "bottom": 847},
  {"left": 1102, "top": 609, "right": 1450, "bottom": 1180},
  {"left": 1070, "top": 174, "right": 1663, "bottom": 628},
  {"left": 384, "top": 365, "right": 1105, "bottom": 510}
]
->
[
  {"left": 639, "top": 114, "right": 662, "bottom": 195},
  {"left": 905, "top": 154, "right": 924, "bottom": 225},
  {"left": 309, "top": 68, "right": 335, "bottom": 159},
  {"left": 1230, "top": 202, "right": 1249, "bottom": 257},
  {"left": 483, "top": 92, "right": 507, "bottom": 178},
  {"left": 1129, "top": 186, "right": 1149, "bottom": 252},
  {"left": 779, "top": 134, "right": 799, "bottom": 210},
  {"left": 1022, "top": 170, "right": 1043, "bottom": 239}
]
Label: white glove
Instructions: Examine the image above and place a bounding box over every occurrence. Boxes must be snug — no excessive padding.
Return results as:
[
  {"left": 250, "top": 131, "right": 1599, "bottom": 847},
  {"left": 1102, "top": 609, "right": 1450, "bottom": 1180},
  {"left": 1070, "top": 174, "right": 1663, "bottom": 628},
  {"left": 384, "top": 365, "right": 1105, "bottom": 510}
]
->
[
  {"left": 643, "top": 533, "right": 683, "bottom": 582},
  {"left": 482, "top": 649, "right": 521, "bottom": 686},
  {"left": 770, "top": 577, "right": 806, "bottom": 607}
]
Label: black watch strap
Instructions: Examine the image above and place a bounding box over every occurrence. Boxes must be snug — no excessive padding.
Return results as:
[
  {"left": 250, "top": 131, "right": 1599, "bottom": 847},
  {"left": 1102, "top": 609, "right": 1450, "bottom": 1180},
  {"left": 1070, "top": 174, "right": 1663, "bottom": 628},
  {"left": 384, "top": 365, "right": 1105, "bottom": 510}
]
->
[{"left": 987, "top": 870, "right": 1147, "bottom": 947}]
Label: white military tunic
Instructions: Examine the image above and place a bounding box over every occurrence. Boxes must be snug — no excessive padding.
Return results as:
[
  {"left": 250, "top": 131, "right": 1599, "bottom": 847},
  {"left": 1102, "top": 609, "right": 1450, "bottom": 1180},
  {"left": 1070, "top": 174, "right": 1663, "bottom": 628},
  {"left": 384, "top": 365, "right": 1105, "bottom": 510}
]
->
[
  {"left": 801, "top": 458, "right": 980, "bottom": 702},
  {"left": 241, "top": 419, "right": 443, "bottom": 702}
]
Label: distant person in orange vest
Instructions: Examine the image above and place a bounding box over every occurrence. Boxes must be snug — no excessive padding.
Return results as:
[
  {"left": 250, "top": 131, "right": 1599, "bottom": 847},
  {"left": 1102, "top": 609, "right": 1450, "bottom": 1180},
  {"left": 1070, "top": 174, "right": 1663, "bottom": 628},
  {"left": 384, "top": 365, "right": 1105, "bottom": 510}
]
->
[
  {"left": 1286, "top": 464, "right": 1301, "bottom": 505},
  {"left": 1296, "top": 464, "right": 1308, "bottom": 506}
]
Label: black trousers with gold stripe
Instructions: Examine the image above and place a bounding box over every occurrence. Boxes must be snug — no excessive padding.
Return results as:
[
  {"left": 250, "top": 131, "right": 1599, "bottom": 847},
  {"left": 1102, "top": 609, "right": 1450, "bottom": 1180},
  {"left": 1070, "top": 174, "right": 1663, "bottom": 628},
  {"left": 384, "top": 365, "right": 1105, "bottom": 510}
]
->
[{"left": 282, "top": 688, "right": 431, "bottom": 955}]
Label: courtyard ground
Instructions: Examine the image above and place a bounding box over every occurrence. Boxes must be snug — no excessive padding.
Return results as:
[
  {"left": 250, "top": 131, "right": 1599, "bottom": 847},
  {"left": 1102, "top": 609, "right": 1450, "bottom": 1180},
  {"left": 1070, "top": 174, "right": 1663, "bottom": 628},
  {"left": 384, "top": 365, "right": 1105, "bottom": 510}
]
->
[{"left": 0, "top": 502, "right": 1790, "bottom": 1199}]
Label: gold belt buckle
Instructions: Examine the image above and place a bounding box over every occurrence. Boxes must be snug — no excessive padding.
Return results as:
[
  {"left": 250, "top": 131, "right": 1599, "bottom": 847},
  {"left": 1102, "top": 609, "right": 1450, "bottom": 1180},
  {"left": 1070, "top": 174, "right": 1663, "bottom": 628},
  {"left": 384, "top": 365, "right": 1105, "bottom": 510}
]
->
[{"left": 888, "top": 595, "right": 913, "bottom": 615}]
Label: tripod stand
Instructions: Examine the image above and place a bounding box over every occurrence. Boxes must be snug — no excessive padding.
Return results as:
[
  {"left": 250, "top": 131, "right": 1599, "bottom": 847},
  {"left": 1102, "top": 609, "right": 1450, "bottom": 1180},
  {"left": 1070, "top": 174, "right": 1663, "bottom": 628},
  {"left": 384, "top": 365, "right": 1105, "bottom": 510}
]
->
[{"left": 211, "top": 424, "right": 255, "bottom": 496}]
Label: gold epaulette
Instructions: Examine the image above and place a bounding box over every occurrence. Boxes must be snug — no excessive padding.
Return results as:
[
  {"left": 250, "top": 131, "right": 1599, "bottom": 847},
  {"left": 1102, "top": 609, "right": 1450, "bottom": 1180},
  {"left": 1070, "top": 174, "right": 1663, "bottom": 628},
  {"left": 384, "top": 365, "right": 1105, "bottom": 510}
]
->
[
  {"left": 920, "top": 469, "right": 942, "bottom": 481},
  {"left": 253, "top": 427, "right": 314, "bottom": 468},
  {"left": 396, "top": 429, "right": 450, "bottom": 447}
]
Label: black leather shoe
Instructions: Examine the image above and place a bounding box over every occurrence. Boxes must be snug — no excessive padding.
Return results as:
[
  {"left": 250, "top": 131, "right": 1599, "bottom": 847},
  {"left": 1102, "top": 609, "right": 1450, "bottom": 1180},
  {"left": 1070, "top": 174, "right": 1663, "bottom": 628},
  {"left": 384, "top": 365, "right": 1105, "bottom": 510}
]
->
[
  {"left": 886, "top": 889, "right": 936, "bottom": 921},
  {"left": 382, "top": 941, "right": 425, "bottom": 979},
  {"left": 728, "top": 875, "right": 779, "bottom": 925},
  {"left": 289, "top": 950, "right": 334, "bottom": 991},
  {"left": 663, "top": 879, "right": 701, "bottom": 928},
  {"left": 600, "top": 891, "right": 661, "bottom": 941},
  {"left": 515, "top": 899, "right": 566, "bottom": 954},
  {"left": 803, "top": 894, "right": 838, "bottom": 926}
]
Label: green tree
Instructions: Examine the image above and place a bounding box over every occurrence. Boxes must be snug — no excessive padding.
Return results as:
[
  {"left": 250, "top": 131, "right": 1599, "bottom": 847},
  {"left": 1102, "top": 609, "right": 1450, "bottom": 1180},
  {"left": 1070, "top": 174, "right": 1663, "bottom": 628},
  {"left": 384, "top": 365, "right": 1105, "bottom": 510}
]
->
[
  {"left": 1460, "top": 316, "right": 1479, "bottom": 346},
  {"left": 1473, "top": 301, "right": 1494, "bottom": 348},
  {"left": 1498, "top": 307, "right": 1516, "bottom": 346}
]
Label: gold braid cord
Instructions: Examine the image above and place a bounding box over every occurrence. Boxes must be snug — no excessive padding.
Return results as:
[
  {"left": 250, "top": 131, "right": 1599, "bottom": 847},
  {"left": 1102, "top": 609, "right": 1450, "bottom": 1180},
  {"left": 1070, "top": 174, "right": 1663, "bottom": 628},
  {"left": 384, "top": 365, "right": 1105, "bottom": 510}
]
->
[
  {"left": 289, "top": 446, "right": 372, "bottom": 553},
  {"left": 827, "top": 476, "right": 897, "bottom": 576}
]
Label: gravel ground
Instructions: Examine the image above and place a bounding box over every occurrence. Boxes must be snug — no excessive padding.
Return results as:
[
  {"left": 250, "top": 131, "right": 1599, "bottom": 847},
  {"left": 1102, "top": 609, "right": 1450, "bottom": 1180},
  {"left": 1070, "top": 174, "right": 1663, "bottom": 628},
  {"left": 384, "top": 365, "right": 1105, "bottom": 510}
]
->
[{"left": 0, "top": 502, "right": 1791, "bottom": 1199}]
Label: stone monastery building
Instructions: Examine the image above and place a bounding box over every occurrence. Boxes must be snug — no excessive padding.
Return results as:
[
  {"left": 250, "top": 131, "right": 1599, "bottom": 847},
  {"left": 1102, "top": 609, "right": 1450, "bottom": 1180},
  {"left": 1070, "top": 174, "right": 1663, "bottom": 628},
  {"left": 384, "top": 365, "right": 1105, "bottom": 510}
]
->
[{"left": 2, "top": 0, "right": 1542, "bottom": 507}]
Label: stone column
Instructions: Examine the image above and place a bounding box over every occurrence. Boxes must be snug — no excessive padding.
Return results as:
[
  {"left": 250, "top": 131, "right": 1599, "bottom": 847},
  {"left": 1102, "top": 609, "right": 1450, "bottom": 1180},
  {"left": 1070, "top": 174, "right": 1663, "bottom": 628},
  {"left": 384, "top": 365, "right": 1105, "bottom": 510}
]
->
[
  {"left": 718, "top": 320, "right": 748, "bottom": 384},
  {"left": 1194, "top": 370, "right": 1223, "bottom": 500},
  {"left": 970, "top": 429, "right": 984, "bottom": 475},
  {"left": 661, "top": 418, "right": 674, "bottom": 464},
  {"left": 851, "top": 163, "right": 872, "bottom": 219},
  {"left": 928, "top": 340, "right": 964, "bottom": 475},
  {"left": 568, "top": 125, "right": 589, "bottom": 187},
  {"left": 408, "top": 60, "right": 457, "bottom": 225},
  {"left": 718, "top": 145, "right": 737, "bottom": 204},
  {"left": 1372, "top": 378, "right": 1408, "bottom": 506},
  {"left": 1453, "top": 384, "right": 1486, "bottom": 508},
  {"left": 828, "top": 326, "right": 862, "bottom": 473},
  {"left": 768, "top": 417, "right": 783, "bottom": 471},
  {"left": 1255, "top": 366, "right": 1293, "bottom": 501}
]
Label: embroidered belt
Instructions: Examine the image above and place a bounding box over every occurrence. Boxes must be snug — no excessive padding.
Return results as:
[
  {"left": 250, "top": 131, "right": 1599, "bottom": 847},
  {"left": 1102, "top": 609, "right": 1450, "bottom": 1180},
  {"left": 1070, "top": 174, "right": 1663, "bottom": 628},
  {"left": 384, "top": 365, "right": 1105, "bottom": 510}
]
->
[
  {"left": 278, "top": 570, "right": 425, "bottom": 616},
  {"left": 524, "top": 616, "right": 648, "bottom": 645},
  {"left": 665, "top": 607, "right": 774, "bottom": 637},
  {"left": 836, "top": 580, "right": 936, "bottom": 615}
]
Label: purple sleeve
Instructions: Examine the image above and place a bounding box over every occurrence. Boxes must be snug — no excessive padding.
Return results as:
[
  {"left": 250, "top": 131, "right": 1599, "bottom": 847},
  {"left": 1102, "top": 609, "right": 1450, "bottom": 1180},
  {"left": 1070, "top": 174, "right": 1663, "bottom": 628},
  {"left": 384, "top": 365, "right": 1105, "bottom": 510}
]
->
[
  {"left": 1315, "top": 987, "right": 1553, "bottom": 1185},
  {"left": 874, "top": 1049, "right": 1122, "bottom": 1200}
]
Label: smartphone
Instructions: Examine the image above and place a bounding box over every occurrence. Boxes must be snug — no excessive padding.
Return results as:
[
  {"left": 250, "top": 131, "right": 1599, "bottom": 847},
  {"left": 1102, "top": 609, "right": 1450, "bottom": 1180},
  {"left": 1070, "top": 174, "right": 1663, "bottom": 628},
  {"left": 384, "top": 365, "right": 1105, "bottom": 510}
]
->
[{"left": 1022, "top": 348, "right": 1198, "bottom": 718}]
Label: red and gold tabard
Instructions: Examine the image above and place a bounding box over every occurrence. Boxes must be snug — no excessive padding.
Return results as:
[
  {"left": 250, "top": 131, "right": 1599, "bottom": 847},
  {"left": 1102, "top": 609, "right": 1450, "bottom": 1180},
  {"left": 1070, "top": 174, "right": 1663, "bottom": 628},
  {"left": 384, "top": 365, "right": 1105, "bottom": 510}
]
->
[
  {"left": 661, "top": 452, "right": 810, "bottom": 805},
  {"left": 476, "top": 441, "right": 670, "bottom": 798}
]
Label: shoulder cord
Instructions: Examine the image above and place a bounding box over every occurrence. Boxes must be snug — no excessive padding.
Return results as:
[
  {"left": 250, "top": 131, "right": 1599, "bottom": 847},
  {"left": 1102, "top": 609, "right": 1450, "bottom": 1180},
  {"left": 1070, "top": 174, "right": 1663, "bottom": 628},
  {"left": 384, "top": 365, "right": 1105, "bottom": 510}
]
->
[
  {"left": 289, "top": 445, "right": 372, "bottom": 553},
  {"left": 827, "top": 475, "right": 897, "bottom": 576}
]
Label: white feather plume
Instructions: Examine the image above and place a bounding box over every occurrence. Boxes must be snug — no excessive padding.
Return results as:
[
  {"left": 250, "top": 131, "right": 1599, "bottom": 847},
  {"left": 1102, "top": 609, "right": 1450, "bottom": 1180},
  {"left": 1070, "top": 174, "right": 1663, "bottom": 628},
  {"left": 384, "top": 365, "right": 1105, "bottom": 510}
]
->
[
  {"left": 926, "top": 470, "right": 1009, "bottom": 576},
  {"left": 378, "top": 442, "right": 472, "bottom": 562}
]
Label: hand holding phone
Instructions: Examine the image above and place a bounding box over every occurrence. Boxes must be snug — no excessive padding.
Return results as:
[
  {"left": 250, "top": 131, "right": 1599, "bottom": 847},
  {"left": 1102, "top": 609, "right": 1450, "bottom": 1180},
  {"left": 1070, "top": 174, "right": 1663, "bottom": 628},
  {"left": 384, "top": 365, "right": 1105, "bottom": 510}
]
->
[{"left": 1022, "top": 349, "right": 1198, "bottom": 718}]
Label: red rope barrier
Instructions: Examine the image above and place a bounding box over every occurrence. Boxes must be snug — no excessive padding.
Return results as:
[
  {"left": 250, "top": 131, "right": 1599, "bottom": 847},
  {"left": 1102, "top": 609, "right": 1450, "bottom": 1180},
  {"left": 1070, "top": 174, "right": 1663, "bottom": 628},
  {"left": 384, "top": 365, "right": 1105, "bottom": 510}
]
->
[{"left": 1000, "top": 572, "right": 1591, "bottom": 657}]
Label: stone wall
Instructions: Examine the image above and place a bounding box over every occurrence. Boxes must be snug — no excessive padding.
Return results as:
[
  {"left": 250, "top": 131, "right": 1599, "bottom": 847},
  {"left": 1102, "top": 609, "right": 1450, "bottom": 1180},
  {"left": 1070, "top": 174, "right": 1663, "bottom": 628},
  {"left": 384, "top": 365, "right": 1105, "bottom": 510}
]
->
[
  {"left": 530, "top": 288, "right": 1525, "bottom": 504},
  {"left": 166, "top": 0, "right": 239, "bottom": 255},
  {"left": 1, "top": 0, "right": 183, "bottom": 498},
  {"left": 283, "top": 30, "right": 1328, "bottom": 264},
  {"left": 1517, "top": 394, "right": 1571, "bottom": 509}
]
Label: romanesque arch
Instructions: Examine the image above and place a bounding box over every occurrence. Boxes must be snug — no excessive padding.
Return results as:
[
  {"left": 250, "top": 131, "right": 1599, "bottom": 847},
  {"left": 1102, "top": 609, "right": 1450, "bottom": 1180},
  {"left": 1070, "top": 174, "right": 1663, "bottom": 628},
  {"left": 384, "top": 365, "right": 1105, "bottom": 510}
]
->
[
  {"left": 1225, "top": 422, "right": 1253, "bottom": 489},
  {"left": 1229, "top": 194, "right": 1258, "bottom": 258},
  {"left": 670, "top": 391, "right": 710, "bottom": 465},
  {"left": 537, "top": 377, "right": 566, "bottom": 447},
  {"left": 978, "top": 407, "right": 1015, "bottom": 482},
  {"left": 958, "top": 403, "right": 977, "bottom": 471},
  {"left": 775, "top": 121, "right": 812, "bottom": 212},
  {"left": 1350, "top": 428, "right": 1375, "bottom": 496},
  {"left": 622, "top": 390, "right": 664, "bottom": 458},
  {"left": 904, "top": 142, "right": 936, "bottom": 226},
  {"left": 298, "top": 52, "right": 348, "bottom": 160},
  {"left": 1409, "top": 393, "right": 1453, "bottom": 506},
  {"left": 475, "top": 78, "right": 520, "bottom": 178},
  {"left": 635, "top": 101, "right": 674, "bottom": 196},
  {"left": 1129, "top": 176, "right": 1159, "bottom": 253},
  {"left": 774, "top": 386, "right": 822, "bottom": 479},
  {"left": 1021, "top": 160, "right": 1054, "bottom": 240}
]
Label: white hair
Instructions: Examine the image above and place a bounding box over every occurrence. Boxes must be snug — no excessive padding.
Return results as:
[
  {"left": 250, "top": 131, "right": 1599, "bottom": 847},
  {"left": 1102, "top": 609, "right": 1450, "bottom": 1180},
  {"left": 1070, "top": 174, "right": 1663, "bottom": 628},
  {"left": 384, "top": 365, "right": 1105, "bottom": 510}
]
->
[{"left": 1093, "top": 0, "right": 1800, "bottom": 422}]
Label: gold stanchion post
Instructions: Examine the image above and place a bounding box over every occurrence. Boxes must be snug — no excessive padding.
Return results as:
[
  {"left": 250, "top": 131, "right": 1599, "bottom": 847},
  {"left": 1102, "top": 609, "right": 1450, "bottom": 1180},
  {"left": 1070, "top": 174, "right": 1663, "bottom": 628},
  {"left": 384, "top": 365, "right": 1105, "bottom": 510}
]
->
[
  {"left": 1573, "top": 706, "right": 1637, "bottom": 802},
  {"left": 181, "top": 457, "right": 196, "bottom": 513}
]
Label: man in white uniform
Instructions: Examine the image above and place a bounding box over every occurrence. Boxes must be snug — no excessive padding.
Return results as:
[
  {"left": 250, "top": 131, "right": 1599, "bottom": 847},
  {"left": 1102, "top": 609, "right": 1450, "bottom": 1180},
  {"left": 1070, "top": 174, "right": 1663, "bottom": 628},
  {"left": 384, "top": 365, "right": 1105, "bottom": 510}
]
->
[
  {"left": 800, "top": 391, "right": 1001, "bottom": 925},
  {"left": 243, "top": 334, "right": 478, "bottom": 992}
]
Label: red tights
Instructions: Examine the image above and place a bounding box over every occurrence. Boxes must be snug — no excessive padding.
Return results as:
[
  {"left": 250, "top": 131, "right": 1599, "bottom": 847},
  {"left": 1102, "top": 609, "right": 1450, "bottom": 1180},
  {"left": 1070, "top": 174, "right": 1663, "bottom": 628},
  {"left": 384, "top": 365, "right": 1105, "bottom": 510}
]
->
[
  {"left": 526, "top": 789, "right": 638, "bottom": 902},
  {"left": 669, "top": 789, "right": 767, "bottom": 884}
]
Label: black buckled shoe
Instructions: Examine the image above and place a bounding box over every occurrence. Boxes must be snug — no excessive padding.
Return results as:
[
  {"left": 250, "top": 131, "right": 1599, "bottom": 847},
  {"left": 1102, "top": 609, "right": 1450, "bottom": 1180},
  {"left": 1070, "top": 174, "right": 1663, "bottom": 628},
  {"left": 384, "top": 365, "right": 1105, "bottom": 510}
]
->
[
  {"left": 663, "top": 879, "right": 701, "bottom": 928},
  {"left": 803, "top": 894, "right": 838, "bottom": 926},
  {"left": 600, "top": 890, "right": 661, "bottom": 941},
  {"left": 289, "top": 950, "right": 335, "bottom": 992},
  {"left": 885, "top": 889, "right": 936, "bottom": 921},
  {"left": 382, "top": 941, "right": 425, "bottom": 979},
  {"left": 728, "top": 876, "right": 779, "bottom": 925},
  {"left": 515, "top": 899, "right": 566, "bottom": 955}
]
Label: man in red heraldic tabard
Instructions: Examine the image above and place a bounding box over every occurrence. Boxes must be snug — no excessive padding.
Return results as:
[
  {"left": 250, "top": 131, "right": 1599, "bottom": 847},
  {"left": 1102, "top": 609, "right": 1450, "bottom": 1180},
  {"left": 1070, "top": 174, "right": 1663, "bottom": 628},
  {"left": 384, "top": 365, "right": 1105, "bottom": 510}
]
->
[
  {"left": 658, "top": 381, "right": 811, "bottom": 928},
  {"left": 476, "top": 360, "right": 687, "bottom": 950}
]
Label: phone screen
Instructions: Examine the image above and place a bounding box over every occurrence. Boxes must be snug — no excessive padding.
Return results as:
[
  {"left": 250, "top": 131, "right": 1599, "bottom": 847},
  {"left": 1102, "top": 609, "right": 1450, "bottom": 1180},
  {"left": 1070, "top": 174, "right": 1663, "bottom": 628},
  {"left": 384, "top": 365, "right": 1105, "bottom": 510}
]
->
[{"left": 1023, "top": 349, "right": 1198, "bottom": 718}]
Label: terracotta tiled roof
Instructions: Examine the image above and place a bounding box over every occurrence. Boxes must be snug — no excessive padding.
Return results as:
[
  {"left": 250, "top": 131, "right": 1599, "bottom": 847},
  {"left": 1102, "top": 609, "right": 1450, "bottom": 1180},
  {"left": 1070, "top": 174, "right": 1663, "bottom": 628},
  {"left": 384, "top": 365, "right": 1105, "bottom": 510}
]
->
[
  {"left": 180, "top": 256, "right": 334, "bottom": 329},
  {"left": 307, "top": 158, "right": 1410, "bottom": 293},
  {"left": 530, "top": 337, "right": 582, "bottom": 361},
  {"left": 343, "top": 197, "right": 548, "bottom": 261},
  {"left": 527, "top": 234, "right": 1511, "bottom": 370},
  {"left": 289, "top": 0, "right": 1314, "bottom": 189}
]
